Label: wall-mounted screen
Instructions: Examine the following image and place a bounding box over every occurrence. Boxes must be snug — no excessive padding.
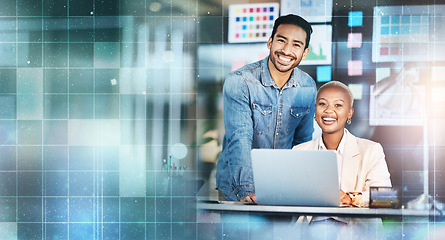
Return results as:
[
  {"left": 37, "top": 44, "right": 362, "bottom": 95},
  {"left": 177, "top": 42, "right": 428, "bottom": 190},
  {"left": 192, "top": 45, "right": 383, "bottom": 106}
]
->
[
  {"left": 281, "top": 0, "right": 332, "bottom": 23},
  {"left": 372, "top": 5, "right": 445, "bottom": 63},
  {"left": 301, "top": 24, "right": 332, "bottom": 65}
]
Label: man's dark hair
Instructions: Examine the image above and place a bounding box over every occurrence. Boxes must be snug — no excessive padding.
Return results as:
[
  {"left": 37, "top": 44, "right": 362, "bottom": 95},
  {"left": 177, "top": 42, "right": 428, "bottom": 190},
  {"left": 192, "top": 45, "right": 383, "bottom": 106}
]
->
[{"left": 270, "top": 14, "right": 313, "bottom": 49}]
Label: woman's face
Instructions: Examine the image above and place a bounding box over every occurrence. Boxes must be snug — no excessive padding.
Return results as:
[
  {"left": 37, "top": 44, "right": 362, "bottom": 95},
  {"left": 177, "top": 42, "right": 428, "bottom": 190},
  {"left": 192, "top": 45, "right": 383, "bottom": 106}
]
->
[{"left": 315, "top": 86, "right": 354, "bottom": 135}]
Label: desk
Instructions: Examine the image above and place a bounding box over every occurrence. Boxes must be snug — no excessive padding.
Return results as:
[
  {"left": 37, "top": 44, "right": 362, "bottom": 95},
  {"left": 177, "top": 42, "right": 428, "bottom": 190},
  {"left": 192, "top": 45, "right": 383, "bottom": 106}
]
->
[
  {"left": 198, "top": 200, "right": 443, "bottom": 219},
  {"left": 197, "top": 201, "right": 444, "bottom": 240}
]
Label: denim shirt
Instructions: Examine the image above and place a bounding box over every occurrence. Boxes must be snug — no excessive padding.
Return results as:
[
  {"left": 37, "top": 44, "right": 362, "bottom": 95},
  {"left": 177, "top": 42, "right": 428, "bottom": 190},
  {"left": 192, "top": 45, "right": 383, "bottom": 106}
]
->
[{"left": 216, "top": 57, "right": 316, "bottom": 201}]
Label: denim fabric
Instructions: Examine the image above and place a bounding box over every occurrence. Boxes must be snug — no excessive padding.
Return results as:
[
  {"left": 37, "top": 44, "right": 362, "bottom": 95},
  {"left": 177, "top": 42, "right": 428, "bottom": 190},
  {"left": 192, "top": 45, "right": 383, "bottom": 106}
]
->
[{"left": 216, "top": 57, "right": 316, "bottom": 201}]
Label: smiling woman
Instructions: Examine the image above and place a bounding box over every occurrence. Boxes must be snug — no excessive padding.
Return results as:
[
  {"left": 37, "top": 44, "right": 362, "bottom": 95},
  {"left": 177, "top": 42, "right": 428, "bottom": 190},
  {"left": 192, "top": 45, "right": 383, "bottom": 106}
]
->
[
  {"left": 294, "top": 81, "right": 391, "bottom": 206},
  {"left": 292, "top": 80, "right": 392, "bottom": 238},
  {"left": 314, "top": 81, "right": 354, "bottom": 149}
]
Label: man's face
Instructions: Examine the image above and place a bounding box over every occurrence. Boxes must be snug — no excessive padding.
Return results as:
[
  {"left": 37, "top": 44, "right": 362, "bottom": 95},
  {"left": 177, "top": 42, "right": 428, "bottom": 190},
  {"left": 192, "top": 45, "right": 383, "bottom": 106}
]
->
[{"left": 267, "top": 24, "right": 310, "bottom": 73}]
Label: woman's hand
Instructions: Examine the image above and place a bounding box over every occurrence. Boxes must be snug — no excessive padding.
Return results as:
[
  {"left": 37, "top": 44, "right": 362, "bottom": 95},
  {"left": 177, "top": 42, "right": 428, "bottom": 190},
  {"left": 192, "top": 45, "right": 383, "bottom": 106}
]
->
[
  {"left": 340, "top": 190, "right": 352, "bottom": 205},
  {"left": 240, "top": 193, "right": 257, "bottom": 203}
]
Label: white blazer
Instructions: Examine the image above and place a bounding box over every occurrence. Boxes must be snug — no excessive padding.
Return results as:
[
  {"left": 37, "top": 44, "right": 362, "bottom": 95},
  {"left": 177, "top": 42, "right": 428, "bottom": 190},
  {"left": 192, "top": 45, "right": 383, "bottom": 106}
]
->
[{"left": 292, "top": 129, "right": 391, "bottom": 206}]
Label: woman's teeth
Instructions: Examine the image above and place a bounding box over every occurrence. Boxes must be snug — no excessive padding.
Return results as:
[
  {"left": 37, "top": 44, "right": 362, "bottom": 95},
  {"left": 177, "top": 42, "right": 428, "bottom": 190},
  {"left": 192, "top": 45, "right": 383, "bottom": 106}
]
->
[{"left": 323, "top": 117, "right": 336, "bottom": 122}]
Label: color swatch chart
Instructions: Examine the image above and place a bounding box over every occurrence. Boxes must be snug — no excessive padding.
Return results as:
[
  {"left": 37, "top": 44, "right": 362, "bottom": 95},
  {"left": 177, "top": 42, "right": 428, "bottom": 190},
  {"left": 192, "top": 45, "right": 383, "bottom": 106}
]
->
[
  {"left": 372, "top": 5, "right": 445, "bottom": 63},
  {"left": 228, "top": 3, "right": 279, "bottom": 43}
]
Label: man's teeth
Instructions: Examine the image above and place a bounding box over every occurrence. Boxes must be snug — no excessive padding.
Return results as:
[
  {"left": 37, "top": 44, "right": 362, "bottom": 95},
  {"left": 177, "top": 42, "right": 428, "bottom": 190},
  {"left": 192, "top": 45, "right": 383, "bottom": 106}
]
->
[
  {"left": 278, "top": 55, "right": 291, "bottom": 62},
  {"left": 323, "top": 118, "right": 336, "bottom": 121}
]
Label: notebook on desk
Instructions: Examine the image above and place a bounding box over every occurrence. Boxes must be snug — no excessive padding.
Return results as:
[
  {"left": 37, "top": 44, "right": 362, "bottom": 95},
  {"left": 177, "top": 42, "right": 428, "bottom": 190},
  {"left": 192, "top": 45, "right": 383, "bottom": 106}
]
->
[{"left": 251, "top": 149, "right": 341, "bottom": 207}]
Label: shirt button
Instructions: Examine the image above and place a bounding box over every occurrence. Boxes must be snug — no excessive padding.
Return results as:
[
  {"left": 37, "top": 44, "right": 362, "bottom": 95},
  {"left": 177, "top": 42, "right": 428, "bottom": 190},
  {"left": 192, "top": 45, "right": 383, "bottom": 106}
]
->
[
  {"left": 276, "top": 132, "right": 279, "bottom": 135},
  {"left": 296, "top": 114, "right": 299, "bottom": 117},
  {"left": 279, "top": 112, "right": 282, "bottom": 116}
]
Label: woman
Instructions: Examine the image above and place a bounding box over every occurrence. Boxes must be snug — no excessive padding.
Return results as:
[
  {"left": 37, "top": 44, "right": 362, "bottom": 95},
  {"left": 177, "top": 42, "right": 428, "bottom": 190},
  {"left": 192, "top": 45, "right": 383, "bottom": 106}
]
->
[
  {"left": 293, "top": 81, "right": 391, "bottom": 239},
  {"left": 293, "top": 80, "right": 391, "bottom": 206}
]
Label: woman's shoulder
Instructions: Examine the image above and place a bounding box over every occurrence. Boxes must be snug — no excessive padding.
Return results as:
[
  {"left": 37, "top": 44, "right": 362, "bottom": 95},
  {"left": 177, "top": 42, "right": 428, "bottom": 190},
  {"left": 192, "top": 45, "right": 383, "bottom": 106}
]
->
[
  {"left": 347, "top": 131, "right": 384, "bottom": 153},
  {"left": 355, "top": 136, "right": 381, "bottom": 147}
]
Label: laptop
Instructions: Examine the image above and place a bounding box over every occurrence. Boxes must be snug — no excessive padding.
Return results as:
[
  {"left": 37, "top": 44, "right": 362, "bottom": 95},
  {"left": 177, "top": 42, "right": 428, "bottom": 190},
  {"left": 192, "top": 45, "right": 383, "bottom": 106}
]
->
[{"left": 251, "top": 149, "right": 340, "bottom": 207}]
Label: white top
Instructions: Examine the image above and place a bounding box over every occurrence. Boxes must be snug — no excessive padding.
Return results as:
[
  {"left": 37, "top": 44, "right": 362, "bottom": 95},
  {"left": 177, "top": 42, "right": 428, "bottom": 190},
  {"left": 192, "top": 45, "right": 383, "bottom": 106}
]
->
[{"left": 317, "top": 129, "right": 346, "bottom": 186}]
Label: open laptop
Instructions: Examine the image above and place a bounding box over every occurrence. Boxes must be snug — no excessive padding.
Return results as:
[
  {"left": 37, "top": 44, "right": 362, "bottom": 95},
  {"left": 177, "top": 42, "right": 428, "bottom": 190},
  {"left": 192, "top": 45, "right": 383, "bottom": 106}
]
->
[{"left": 251, "top": 149, "right": 340, "bottom": 207}]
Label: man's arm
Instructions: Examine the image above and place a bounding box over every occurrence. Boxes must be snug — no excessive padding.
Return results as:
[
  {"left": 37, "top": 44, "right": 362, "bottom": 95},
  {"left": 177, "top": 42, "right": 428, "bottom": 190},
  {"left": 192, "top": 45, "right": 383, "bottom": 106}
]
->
[{"left": 221, "top": 73, "right": 256, "bottom": 200}]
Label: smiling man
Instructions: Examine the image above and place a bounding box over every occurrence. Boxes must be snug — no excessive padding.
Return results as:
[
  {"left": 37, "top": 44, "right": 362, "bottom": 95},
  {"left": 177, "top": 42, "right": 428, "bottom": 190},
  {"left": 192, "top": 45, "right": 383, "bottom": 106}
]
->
[{"left": 216, "top": 15, "right": 317, "bottom": 202}]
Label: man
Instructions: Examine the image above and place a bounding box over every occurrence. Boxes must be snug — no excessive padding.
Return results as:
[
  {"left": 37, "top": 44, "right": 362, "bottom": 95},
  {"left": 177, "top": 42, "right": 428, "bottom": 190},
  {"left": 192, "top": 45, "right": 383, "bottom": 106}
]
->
[{"left": 216, "top": 14, "right": 317, "bottom": 202}]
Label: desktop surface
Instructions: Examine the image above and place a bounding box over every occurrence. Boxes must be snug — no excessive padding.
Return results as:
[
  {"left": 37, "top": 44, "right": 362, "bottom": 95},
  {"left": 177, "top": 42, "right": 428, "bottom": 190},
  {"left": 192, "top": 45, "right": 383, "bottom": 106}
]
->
[{"left": 197, "top": 200, "right": 442, "bottom": 219}]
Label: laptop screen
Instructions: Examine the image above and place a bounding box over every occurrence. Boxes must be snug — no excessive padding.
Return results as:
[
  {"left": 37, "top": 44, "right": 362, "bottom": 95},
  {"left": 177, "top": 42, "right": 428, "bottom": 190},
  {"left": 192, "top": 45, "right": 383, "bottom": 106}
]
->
[{"left": 251, "top": 149, "right": 340, "bottom": 207}]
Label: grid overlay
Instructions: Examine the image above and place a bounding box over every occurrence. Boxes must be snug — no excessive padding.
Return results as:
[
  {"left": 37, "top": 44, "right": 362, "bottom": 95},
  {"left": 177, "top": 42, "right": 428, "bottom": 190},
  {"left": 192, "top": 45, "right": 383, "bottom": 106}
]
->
[{"left": 0, "top": 0, "right": 199, "bottom": 239}]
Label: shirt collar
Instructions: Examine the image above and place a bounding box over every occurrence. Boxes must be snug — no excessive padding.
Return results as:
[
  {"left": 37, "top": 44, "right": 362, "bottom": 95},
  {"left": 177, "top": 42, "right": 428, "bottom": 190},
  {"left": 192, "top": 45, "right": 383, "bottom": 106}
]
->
[
  {"left": 318, "top": 129, "right": 347, "bottom": 154},
  {"left": 260, "top": 56, "right": 299, "bottom": 89},
  {"left": 260, "top": 57, "right": 275, "bottom": 87}
]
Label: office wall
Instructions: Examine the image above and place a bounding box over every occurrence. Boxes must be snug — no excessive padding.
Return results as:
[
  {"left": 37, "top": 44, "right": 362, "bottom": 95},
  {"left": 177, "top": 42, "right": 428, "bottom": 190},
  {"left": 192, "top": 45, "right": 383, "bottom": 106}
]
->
[
  {"left": 330, "top": 0, "right": 445, "bottom": 204},
  {"left": 198, "top": 0, "right": 445, "bottom": 205}
]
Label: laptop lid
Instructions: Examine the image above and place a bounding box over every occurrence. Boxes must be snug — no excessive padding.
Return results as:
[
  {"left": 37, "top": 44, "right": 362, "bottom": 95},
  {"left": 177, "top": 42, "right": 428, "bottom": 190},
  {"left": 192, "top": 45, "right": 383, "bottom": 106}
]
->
[{"left": 251, "top": 149, "right": 340, "bottom": 207}]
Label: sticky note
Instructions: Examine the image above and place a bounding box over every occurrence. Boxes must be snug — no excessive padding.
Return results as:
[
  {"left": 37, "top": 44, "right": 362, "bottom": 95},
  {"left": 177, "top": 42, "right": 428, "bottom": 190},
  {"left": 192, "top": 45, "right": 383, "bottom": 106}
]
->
[
  {"left": 376, "top": 68, "right": 391, "bottom": 82},
  {"left": 348, "top": 11, "right": 363, "bottom": 27},
  {"left": 231, "top": 59, "right": 246, "bottom": 71},
  {"left": 316, "top": 66, "right": 332, "bottom": 82},
  {"left": 347, "top": 33, "right": 362, "bottom": 48},
  {"left": 432, "top": 66, "right": 445, "bottom": 81},
  {"left": 348, "top": 83, "right": 363, "bottom": 100},
  {"left": 348, "top": 60, "right": 363, "bottom": 76}
]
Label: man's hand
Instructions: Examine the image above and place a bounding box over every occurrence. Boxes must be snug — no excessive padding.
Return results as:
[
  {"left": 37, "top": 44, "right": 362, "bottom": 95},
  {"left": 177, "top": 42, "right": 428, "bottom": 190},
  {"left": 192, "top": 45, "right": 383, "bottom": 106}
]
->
[
  {"left": 340, "top": 190, "right": 352, "bottom": 205},
  {"left": 240, "top": 193, "right": 257, "bottom": 203}
]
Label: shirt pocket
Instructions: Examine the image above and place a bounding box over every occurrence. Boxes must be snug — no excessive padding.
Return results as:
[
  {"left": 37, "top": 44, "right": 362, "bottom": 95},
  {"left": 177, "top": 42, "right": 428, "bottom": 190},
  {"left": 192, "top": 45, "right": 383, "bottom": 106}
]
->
[
  {"left": 286, "top": 106, "right": 310, "bottom": 135},
  {"left": 252, "top": 102, "right": 272, "bottom": 135}
]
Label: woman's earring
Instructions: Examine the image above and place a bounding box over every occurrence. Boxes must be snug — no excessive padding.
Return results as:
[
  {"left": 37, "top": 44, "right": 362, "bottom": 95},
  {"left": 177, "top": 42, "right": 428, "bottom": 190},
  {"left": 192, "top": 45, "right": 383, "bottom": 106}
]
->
[{"left": 347, "top": 118, "right": 352, "bottom": 124}]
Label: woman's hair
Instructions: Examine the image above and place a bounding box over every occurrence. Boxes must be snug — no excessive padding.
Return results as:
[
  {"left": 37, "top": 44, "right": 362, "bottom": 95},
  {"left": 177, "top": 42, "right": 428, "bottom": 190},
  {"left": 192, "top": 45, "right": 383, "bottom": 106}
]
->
[{"left": 317, "top": 81, "right": 354, "bottom": 108}]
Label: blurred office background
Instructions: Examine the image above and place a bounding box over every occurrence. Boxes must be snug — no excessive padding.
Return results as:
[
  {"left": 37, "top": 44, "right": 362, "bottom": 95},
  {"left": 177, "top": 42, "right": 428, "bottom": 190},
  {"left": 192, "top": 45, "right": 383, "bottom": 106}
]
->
[{"left": 0, "top": 0, "right": 444, "bottom": 239}]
